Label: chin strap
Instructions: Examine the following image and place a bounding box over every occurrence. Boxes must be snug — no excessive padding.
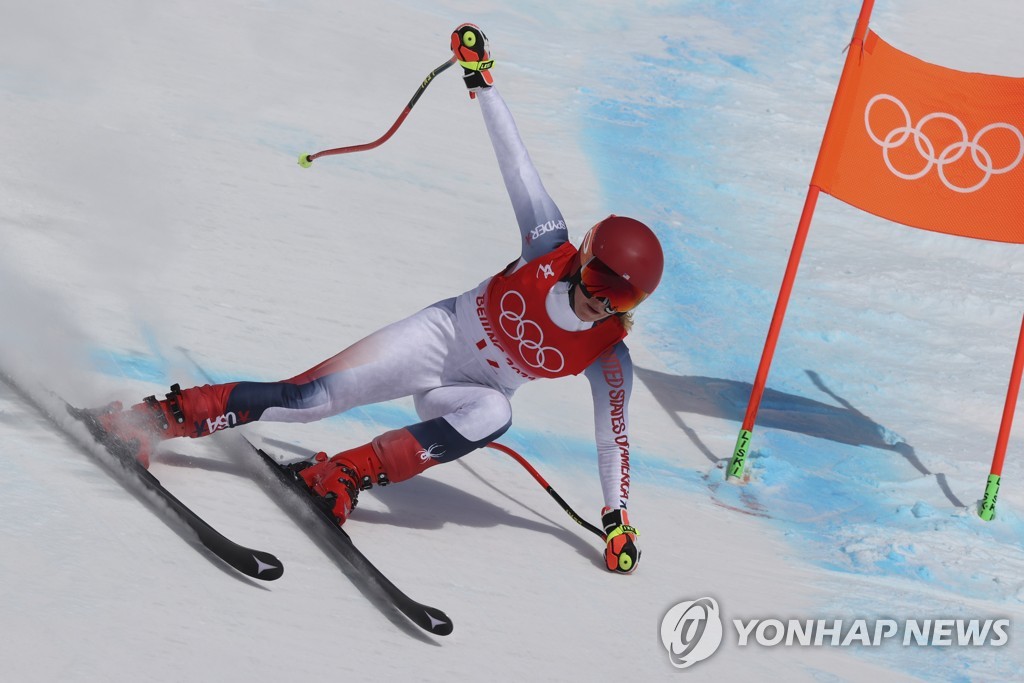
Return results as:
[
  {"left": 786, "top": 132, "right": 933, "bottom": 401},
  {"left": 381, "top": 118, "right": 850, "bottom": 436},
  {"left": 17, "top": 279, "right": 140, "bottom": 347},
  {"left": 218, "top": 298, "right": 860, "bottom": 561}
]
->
[{"left": 565, "top": 267, "right": 583, "bottom": 311}]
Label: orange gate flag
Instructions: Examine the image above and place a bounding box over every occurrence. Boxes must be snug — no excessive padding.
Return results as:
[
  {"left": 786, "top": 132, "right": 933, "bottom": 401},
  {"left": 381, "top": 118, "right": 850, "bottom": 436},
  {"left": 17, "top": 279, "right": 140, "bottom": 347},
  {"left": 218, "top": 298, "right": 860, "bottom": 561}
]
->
[{"left": 811, "top": 30, "right": 1024, "bottom": 244}]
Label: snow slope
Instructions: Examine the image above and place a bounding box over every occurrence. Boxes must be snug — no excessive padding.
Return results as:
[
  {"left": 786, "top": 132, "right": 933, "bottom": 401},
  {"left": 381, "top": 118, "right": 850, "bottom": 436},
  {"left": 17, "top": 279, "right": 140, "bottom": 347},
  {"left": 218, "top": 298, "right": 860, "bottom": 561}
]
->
[{"left": 1, "top": 1, "right": 1022, "bottom": 681}]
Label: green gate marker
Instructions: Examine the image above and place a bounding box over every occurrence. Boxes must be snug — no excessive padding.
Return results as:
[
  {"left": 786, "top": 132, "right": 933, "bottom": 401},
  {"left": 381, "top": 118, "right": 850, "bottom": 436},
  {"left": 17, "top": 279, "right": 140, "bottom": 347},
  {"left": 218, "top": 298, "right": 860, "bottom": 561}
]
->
[
  {"left": 727, "top": 429, "right": 752, "bottom": 481},
  {"left": 979, "top": 474, "right": 1001, "bottom": 521}
]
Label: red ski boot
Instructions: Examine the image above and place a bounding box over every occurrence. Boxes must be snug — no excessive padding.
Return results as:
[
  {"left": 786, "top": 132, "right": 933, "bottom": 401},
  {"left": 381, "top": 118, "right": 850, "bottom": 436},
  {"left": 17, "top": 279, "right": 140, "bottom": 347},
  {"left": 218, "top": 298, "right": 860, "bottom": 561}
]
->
[
  {"left": 294, "top": 450, "right": 365, "bottom": 523},
  {"left": 294, "top": 428, "right": 438, "bottom": 525},
  {"left": 97, "top": 382, "right": 240, "bottom": 466}
]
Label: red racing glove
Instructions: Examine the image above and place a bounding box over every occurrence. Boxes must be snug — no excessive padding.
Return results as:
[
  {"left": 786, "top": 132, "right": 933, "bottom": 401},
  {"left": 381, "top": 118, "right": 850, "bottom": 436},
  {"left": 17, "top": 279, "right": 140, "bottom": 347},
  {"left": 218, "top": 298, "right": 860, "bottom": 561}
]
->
[
  {"left": 450, "top": 23, "right": 494, "bottom": 97},
  {"left": 602, "top": 507, "right": 640, "bottom": 574}
]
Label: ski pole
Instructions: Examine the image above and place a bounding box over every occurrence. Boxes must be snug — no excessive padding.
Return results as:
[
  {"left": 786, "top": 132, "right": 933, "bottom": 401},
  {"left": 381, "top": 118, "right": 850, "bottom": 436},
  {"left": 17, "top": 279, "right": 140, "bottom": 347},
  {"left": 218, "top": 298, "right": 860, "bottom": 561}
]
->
[
  {"left": 486, "top": 442, "right": 606, "bottom": 540},
  {"left": 298, "top": 56, "right": 458, "bottom": 168},
  {"left": 979, "top": 312, "right": 1024, "bottom": 520}
]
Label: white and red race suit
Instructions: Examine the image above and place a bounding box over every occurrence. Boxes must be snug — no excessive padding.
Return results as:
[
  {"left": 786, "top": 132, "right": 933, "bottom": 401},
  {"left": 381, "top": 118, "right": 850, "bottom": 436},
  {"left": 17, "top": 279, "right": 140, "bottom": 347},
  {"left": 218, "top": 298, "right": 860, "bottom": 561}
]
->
[
  {"left": 473, "top": 241, "right": 627, "bottom": 381},
  {"left": 198, "top": 86, "right": 636, "bottom": 511}
]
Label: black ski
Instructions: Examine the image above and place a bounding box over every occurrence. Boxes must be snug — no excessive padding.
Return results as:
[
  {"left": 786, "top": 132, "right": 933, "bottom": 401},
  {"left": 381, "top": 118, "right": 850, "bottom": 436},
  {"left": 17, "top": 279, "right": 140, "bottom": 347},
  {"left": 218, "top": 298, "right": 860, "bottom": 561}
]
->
[
  {"left": 251, "top": 442, "right": 454, "bottom": 636},
  {"left": 173, "top": 348, "right": 452, "bottom": 634},
  {"left": 0, "top": 370, "right": 283, "bottom": 582}
]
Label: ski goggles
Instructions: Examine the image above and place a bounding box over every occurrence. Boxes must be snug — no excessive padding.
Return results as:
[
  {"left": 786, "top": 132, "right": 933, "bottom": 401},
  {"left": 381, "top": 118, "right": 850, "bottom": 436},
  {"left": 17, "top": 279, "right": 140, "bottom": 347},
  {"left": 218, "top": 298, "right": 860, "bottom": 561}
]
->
[{"left": 578, "top": 257, "right": 650, "bottom": 314}]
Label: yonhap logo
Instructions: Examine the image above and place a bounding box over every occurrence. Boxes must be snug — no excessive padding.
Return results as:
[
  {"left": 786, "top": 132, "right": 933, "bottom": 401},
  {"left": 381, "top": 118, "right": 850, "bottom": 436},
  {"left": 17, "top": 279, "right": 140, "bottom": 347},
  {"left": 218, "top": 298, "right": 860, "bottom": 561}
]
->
[
  {"left": 660, "top": 598, "right": 724, "bottom": 669},
  {"left": 659, "top": 597, "right": 1011, "bottom": 671}
]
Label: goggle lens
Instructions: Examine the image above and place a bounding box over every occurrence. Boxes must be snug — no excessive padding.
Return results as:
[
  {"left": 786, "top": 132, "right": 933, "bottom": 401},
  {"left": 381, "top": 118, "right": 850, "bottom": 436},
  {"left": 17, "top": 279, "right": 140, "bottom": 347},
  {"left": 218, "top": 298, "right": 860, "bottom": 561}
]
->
[{"left": 579, "top": 258, "right": 648, "bottom": 313}]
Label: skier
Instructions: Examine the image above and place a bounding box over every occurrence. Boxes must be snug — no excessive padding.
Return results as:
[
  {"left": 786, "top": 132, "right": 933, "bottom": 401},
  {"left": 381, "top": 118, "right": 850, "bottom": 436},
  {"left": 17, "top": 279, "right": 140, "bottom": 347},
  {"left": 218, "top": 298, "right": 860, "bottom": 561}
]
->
[{"left": 96, "top": 24, "right": 662, "bottom": 575}]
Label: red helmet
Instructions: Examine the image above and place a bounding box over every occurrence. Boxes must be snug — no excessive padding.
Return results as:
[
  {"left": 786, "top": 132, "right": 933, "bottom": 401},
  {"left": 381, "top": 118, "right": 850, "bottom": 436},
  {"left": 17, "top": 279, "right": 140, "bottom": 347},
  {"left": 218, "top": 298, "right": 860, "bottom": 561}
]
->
[{"left": 577, "top": 215, "right": 664, "bottom": 312}]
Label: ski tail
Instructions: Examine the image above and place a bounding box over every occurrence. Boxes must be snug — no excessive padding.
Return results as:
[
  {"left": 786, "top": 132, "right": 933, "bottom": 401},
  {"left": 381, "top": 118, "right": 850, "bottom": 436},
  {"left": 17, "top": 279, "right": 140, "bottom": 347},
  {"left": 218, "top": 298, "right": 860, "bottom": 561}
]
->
[{"left": 0, "top": 369, "right": 284, "bottom": 582}]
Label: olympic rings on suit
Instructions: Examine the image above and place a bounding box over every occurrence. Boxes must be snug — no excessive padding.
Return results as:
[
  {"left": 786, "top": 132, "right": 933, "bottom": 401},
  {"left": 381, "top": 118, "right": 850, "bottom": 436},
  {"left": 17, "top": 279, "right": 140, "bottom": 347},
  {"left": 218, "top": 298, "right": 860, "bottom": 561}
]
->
[{"left": 498, "top": 290, "right": 565, "bottom": 373}]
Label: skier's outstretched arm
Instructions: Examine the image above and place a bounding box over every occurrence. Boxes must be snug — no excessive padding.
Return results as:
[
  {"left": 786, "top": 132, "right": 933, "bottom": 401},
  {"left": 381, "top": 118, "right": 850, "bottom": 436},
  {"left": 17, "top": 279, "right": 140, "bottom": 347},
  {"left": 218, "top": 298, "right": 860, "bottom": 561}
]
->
[
  {"left": 477, "top": 87, "right": 568, "bottom": 260},
  {"left": 452, "top": 23, "right": 568, "bottom": 261},
  {"left": 583, "top": 342, "right": 641, "bottom": 574}
]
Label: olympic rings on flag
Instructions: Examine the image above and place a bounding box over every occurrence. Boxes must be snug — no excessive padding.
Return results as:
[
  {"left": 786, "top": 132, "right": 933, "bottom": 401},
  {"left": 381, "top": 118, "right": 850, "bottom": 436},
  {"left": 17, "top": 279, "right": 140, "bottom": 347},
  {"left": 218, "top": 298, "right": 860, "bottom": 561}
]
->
[
  {"left": 498, "top": 290, "right": 565, "bottom": 373},
  {"left": 864, "top": 93, "right": 1024, "bottom": 193}
]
